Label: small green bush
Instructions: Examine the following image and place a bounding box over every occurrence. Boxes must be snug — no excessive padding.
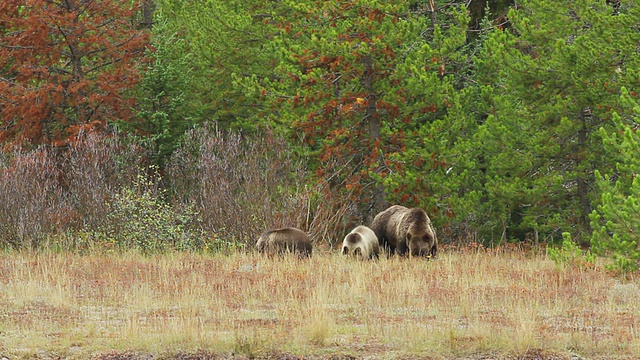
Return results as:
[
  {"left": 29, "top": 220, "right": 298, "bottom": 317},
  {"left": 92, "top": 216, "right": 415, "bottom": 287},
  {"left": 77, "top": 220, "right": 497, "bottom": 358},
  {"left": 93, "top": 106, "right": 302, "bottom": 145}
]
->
[
  {"left": 590, "top": 177, "right": 640, "bottom": 274},
  {"left": 89, "top": 170, "right": 207, "bottom": 253},
  {"left": 547, "top": 232, "right": 595, "bottom": 269}
]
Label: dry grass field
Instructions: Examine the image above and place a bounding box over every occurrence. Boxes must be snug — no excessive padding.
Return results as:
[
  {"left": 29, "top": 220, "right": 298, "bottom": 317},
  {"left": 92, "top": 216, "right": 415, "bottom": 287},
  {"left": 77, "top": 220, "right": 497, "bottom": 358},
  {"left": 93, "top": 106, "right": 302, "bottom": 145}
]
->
[{"left": 0, "top": 247, "right": 639, "bottom": 360}]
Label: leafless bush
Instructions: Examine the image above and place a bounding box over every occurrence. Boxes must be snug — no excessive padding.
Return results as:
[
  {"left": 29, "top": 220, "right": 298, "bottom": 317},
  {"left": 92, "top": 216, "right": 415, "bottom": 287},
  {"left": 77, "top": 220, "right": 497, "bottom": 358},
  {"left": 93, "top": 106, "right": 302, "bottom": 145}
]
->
[
  {"left": 0, "top": 133, "right": 147, "bottom": 249},
  {"left": 0, "top": 147, "right": 67, "bottom": 248},
  {"left": 65, "top": 133, "right": 144, "bottom": 230},
  {"left": 305, "top": 178, "right": 367, "bottom": 247},
  {"left": 305, "top": 188, "right": 359, "bottom": 247},
  {"left": 0, "top": 126, "right": 369, "bottom": 250},
  {"left": 166, "top": 125, "right": 311, "bottom": 245},
  {"left": 166, "top": 124, "right": 374, "bottom": 248},
  {"left": 304, "top": 148, "right": 385, "bottom": 247}
]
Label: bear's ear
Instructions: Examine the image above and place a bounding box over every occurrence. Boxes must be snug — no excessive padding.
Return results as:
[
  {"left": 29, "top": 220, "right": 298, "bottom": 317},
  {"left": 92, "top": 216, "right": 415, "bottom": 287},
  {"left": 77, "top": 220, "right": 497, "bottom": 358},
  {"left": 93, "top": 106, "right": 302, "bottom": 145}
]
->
[
  {"left": 406, "top": 233, "right": 412, "bottom": 241},
  {"left": 354, "top": 248, "right": 362, "bottom": 256},
  {"left": 342, "top": 246, "right": 349, "bottom": 255}
]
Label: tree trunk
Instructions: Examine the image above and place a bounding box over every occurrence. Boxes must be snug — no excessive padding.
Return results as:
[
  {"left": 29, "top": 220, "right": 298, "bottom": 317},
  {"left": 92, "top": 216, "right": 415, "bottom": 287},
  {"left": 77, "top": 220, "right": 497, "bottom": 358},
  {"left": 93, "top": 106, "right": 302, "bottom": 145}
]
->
[
  {"left": 427, "top": 0, "right": 437, "bottom": 28},
  {"left": 467, "top": 0, "right": 514, "bottom": 29},
  {"left": 576, "top": 108, "right": 592, "bottom": 245},
  {"left": 140, "top": 0, "right": 155, "bottom": 29},
  {"left": 362, "top": 55, "right": 387, "bottom": 214}
]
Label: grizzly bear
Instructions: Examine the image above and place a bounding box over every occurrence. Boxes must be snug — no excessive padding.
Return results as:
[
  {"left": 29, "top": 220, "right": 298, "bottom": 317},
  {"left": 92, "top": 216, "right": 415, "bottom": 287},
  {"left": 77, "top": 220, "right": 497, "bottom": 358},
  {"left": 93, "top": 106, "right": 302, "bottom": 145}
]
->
[
  {"left": 255, "top": 227, "right": 313, "bottom": 258},
  {"left": 341, "top": 225, "right": 380, "bottom": 260},
  {"left": 370, "top": 205, "right": 437, "bottom": 257}
]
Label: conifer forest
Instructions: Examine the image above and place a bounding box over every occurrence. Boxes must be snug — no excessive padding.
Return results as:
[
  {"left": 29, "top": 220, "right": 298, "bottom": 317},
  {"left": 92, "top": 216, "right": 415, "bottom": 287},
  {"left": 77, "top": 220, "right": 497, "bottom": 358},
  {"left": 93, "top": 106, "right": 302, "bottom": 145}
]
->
[{"left": 1, "top": 0, "right": 640, "bottom": 269}]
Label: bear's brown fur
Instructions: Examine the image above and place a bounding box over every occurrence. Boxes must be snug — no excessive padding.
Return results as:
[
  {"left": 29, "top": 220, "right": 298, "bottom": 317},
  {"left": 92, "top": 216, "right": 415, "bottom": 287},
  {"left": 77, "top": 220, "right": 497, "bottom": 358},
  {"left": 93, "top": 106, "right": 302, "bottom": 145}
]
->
[
  {"left": 341, "top": 225, "right": 380, "bottom": 260},
  {"left": 370, "top": 205, "right": 437, "bottom": 257},
  {"left": 255, "top": 227, "right": 312, "bottom": 258}
]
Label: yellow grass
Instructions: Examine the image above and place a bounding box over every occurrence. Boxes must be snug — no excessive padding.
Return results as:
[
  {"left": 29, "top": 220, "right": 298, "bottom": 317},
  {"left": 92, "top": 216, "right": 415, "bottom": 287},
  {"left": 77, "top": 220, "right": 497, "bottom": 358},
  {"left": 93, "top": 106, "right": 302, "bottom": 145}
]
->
[{"left": 0, "top": 248, "right": 639, "bottom": 359}]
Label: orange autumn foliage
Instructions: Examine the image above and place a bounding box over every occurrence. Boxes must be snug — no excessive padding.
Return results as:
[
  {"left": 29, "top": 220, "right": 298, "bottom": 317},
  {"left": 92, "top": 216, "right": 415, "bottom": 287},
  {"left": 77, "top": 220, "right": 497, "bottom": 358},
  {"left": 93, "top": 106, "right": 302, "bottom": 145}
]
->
[{"left": 0, "top": 0, "right": 150, "bottom": 147}]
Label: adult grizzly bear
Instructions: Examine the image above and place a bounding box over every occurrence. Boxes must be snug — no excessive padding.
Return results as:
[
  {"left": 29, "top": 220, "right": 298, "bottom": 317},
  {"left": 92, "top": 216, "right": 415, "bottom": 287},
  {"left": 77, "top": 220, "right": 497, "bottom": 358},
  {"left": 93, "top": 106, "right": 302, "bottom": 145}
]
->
[
  {"left": 255, "top": 227, "right": 312, "bottom": 258},
  {"left": 371, "top": 205, "right": 437, "bottom": 257},
  {"left": 341, "top": 225, "right": 380, "bottom": 260}
]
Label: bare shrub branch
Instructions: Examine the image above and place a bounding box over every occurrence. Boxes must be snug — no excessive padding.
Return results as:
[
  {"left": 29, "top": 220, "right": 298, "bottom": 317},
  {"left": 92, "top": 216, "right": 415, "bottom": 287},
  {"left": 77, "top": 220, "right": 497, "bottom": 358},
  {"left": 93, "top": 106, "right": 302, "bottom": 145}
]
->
[
  {"left": 66, "top": 132, "right": 144, "bottom": 230},
  {"left": 167, "top": 124, "right": 310, "bottom": 245},
  {"left": 0, "top": 147, "right": 66, "bottom": 248}
]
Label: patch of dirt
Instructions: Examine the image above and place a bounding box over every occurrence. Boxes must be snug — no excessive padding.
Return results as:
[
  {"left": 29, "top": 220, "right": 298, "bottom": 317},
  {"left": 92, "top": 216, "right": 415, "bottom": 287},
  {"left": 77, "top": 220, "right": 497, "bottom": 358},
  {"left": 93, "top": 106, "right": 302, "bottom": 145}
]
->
[{"left": 85, "top": 348, "right": 605, "bottom": 360}]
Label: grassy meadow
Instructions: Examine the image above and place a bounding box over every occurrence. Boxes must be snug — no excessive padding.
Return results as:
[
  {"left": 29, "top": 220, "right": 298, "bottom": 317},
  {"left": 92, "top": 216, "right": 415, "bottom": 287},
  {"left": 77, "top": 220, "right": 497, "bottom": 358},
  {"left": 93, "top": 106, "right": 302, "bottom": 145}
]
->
[{"left": 0, "top": 247, "right": 639, "bottom": 360}]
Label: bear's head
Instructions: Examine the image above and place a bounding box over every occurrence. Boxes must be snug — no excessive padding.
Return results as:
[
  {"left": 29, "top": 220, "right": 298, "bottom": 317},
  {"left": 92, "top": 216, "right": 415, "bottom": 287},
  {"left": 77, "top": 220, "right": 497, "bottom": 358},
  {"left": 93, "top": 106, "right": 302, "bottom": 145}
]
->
[
  {"left": 405, "top": 209, "right": 436, "bottom": 257},
  {"left": 406, "top": 227, "right": 435, "bottom": 257},
  {"left": 255, "top": 235, "right": 268, "bottom": 252},
  {"left": 342, "top": 233, "right": 364, "bottom": 258},
  {"left": 342, "top": 246, "right": 364, "bottom": 257}
]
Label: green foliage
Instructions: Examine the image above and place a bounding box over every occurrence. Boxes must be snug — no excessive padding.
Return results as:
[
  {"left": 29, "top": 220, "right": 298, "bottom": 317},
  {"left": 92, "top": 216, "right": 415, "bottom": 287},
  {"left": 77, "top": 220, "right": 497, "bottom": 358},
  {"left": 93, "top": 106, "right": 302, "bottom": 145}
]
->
[
  {"left": 460, "top": 0, "right": 640, "bottom": 243},
  {"left": 142, "top": 0, "right": 640, "bottom": 245},
  {"left": 547, "top": 232, "right": 595, "bottom": 269},
  {"left": 87, "top": 169, "right": 211, "bottom": 253},
  {"left": 378, "top": 5, "right": 471, "bottom": 212},
  {"left": 154, "top": 0, "right": 280, "bottom": 132},
  {"left": 126, "top": 18, "right": 202, "bottom": 168},
  {"left": 590, "top": 90, "right": 640, "bottom": 273}
]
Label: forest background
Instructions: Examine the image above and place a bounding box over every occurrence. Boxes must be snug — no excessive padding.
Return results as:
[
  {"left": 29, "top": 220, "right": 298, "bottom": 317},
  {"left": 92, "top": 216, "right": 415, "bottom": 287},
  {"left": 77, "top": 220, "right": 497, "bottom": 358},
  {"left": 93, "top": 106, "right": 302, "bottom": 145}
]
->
[{"left": 1, "top": 0, "right": 639, "bottom": 271}]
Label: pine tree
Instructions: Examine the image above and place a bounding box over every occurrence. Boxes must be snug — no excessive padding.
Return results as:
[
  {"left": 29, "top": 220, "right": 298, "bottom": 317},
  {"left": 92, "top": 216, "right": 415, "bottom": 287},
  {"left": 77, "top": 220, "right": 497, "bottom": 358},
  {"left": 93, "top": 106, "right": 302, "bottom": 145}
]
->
[
  {"left": 154, "top": 0, "right": 281, "bottom": 131},
  {"left": 250, "top": 0, "right": 469, "bottom": 221},
  {"left": 127, "top": 19, "right": 202, "bottom": 168},
  {"left": 590, "top": 88, "right": 640, "bottom": 272},
  {"left": 0, "top": 0, "right": 149, "bottom": 146},
  {"left": 468, "top": 0, "right": 640, "bottom": 243}
]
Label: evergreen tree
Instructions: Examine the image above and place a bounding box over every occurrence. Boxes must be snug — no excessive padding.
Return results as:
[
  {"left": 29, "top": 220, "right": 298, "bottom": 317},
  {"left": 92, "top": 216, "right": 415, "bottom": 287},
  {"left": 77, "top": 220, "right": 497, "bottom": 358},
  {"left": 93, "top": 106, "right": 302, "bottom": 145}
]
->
[
  {"left": 590, "top": 88, "right": 640, "bottom": 272},
  {"left": 154, "top": 0, "right": 281, "bottom": 131},
  {"left": 248, "top": 0, "right": 469, "bottom": 223},
  {"left": 127, "top": 19, "right": 202, "bottom": 168},
  {"left": 466, "top": 0, "right": 640, "bottom": 243}
]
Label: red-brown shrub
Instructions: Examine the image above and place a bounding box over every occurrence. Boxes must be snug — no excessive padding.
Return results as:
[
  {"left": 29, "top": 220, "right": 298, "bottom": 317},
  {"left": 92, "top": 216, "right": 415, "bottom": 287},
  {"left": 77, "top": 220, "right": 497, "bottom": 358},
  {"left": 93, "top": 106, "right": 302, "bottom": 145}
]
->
[
  {"left": 166, "top": 125, "right": 311, "bottom": 246},
  {"left": 0, "top": 147, "right": 66, "bottom": 247},
  {"left": 0, "top": 133, "right": 146, "bottom": 249}
]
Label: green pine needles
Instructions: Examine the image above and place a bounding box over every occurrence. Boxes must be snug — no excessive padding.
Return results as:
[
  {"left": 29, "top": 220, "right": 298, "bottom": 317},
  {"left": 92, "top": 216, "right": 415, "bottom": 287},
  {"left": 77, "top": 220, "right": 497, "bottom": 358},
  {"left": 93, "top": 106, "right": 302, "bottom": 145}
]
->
[{"left": 590, "top": 91, "right": 640, "bottom": 273}]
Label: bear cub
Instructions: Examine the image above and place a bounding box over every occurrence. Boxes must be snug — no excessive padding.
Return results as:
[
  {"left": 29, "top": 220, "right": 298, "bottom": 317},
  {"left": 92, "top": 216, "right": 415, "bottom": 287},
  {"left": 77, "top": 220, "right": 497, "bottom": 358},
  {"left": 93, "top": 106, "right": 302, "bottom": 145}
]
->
[
  {"left": 256, "top": 227, "right": 312, "bottom": 258},
  {"left": 341, "top": 225, "right": 380, "bottom": 260}
]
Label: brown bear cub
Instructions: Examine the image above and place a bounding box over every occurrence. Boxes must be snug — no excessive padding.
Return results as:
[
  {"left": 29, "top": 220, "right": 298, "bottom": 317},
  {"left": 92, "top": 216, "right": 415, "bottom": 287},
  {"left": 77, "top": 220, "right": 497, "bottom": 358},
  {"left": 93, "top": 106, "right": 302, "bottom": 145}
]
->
[
  {"left": 341, "top": 225, "right": 380, "bottom": 260},
  {"left": 371, "top": 205, "right": 437, "bottom": 258},
  {"left": 255, "top": 227, "right": 313, "bottom": 258}
]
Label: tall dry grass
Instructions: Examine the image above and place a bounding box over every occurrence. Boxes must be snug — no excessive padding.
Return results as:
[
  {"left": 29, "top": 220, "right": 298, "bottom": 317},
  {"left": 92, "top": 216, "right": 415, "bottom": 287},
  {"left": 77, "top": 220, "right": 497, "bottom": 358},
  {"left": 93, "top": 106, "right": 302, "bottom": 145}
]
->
[{"left": 0, "top": 248, "right": 638, "bottom": 359}]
